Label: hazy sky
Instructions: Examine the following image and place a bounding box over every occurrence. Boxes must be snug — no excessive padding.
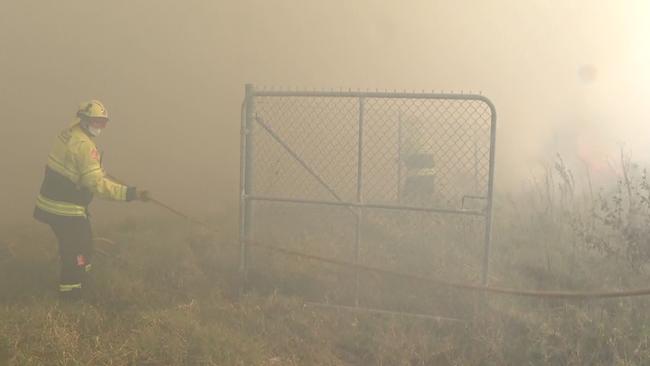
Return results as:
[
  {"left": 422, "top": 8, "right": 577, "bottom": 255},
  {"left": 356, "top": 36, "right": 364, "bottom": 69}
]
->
[{"left": 1, "top": 1, "right": 649, "bottom": 227}]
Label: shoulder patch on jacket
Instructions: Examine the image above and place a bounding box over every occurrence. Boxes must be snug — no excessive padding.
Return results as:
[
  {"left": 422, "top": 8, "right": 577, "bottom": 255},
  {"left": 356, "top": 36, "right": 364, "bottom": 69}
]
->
[{"left": 59, "top": 129, "right": 72, "bottom": 144}]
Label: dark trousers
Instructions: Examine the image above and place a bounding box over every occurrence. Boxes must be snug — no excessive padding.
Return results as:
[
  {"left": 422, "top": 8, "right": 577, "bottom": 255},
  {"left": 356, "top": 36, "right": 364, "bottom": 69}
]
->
[
  {"left": 402, "top": 175, "right": 435, "bottom": 205},
  {"left": 47, "top": 215, "right": 93, "bottom": 299}
]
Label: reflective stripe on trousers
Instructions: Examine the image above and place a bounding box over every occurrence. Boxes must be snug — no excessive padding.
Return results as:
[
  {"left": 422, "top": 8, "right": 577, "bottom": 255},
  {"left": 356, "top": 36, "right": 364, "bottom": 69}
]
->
[{"left": 59, "top": 283, "right": 82, "bottom": 292}]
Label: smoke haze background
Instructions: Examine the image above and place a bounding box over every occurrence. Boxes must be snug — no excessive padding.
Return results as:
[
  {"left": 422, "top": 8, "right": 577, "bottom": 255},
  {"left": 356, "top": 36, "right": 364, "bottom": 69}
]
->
[{"left": 1, "top": 0, "right": 649, "bottom": 228}]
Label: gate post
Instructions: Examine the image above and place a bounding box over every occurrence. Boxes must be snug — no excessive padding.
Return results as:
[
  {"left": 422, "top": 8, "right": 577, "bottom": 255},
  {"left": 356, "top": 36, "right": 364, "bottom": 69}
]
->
[
  {"left": 354, "top": 97, "right": 365, "bottom": 307},
  {"left": 239, "top": 83, "right": 256, "bottom": 293},
  {"left": 481, "top": 103, "right": 497, "bottom": 285}
]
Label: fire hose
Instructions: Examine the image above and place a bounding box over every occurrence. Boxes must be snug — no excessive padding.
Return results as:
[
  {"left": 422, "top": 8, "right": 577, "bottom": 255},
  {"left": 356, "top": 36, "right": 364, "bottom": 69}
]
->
[{"left": 133, "top": 193, "right": 650, "bottom": 300}]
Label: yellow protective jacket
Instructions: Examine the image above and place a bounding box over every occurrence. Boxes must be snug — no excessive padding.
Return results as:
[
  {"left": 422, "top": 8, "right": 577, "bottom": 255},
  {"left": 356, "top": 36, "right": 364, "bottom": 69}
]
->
[{"left": 34, "top": 121, "right": 136, "bottom": 221}]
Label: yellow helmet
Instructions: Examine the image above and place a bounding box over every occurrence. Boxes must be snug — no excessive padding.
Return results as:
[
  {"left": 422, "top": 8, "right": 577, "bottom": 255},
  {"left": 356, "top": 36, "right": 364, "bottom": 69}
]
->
[{"left": 77, "top": 100, "right": 108, "bottom": 120}]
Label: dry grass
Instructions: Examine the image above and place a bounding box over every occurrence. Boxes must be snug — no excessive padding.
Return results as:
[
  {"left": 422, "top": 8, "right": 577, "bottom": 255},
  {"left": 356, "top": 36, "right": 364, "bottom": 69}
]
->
[{"left": 5, "top": 163, "right": 650, "bottom": 365}]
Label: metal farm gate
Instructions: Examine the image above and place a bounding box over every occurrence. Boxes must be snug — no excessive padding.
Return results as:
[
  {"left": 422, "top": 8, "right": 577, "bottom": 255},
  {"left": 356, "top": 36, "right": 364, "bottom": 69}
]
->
[{"left": 239, "top": 84, "right": 496, "bottom": 318}]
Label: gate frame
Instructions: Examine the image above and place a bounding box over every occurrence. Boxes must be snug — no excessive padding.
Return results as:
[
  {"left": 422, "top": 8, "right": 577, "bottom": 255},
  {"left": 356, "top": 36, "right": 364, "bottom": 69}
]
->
[{"left": 239, "top": 83, "right": 497, "bottom": 312}]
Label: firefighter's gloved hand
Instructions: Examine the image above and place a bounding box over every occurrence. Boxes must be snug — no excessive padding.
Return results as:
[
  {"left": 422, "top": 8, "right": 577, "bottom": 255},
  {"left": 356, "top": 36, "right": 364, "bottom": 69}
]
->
[{"left": 137, "top": 190, "right": 151, "bottom": 202}]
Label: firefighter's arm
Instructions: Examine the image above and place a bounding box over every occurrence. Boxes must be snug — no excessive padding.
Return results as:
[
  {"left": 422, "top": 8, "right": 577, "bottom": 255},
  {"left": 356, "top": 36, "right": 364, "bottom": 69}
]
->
[{"left": 76, "top": 142, "right": 137, "bottom": 201}]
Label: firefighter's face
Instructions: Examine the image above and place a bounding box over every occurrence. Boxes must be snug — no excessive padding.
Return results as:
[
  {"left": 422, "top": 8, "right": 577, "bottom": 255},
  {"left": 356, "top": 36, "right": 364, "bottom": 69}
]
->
[{"left": 88, "top": 117, "right": 109, "bottom": 130}]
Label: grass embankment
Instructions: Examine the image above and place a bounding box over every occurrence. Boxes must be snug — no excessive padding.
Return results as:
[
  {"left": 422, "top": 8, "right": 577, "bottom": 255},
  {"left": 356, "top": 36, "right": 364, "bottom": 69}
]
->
[{"left": 3, "top": 178, "right": 650, "bottom": 365}]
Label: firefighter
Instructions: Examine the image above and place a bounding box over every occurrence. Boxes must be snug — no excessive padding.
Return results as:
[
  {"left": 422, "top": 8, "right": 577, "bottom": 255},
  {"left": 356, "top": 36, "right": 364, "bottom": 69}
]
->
[
  {"left": 33, "top": 100, "right": 149, "bottom": 300},
  {"left": 400, "top": 118, "right": 436, "bottom": 205},
  {"left": 402, "top": 153, "right": 436, "bottom": 205}
]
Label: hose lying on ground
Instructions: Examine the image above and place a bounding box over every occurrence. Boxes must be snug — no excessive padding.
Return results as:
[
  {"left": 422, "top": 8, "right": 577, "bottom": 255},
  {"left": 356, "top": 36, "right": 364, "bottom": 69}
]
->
[{"left": 143, "top": 194, "right": 650, "bottom": 300}]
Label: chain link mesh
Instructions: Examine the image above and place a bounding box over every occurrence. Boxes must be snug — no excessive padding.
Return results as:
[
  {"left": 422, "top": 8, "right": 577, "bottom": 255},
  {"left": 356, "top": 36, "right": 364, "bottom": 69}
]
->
[
  {"left": 250, "top": 96, "right": 359, "bottom": 202},
  {"left": 249, "top": 94, "right": 493, "bottom": 211}
]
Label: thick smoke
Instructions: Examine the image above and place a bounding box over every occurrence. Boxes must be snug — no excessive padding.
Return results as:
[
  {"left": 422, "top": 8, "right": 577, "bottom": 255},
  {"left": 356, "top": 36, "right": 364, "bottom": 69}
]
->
[{"left": 1, "top": 1, "right": 648, "bottom": 228}]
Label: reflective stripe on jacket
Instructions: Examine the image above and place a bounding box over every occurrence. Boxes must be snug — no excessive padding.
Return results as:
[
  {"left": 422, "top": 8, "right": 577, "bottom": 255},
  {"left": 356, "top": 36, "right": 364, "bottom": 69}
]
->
[
  {"left": 36, "top": 194, "right": 87, "bottom": 217},
  {"left": 35, "top": 121, "right": 135, "bottom": 219}
]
